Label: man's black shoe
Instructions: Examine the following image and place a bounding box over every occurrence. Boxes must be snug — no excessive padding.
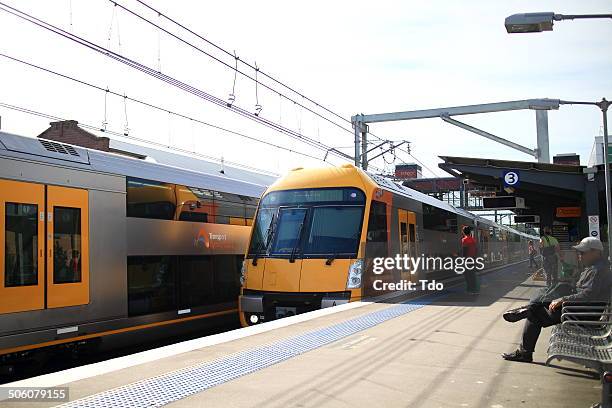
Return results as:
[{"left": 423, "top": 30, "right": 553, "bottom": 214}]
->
[
  {"left": 502, "top": 349, "right": 533, "bottom": 363},
  {"left": 503, "top": 306, "right": 529, "bottom": 323}
]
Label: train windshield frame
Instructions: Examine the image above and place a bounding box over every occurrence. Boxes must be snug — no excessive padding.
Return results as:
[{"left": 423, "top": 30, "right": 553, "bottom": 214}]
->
[{"left": 247, "top": 188, "right": 366, "bottom": 259}]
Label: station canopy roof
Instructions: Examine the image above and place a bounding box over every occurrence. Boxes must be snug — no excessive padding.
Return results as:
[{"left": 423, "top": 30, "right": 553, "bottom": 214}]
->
[{"left": 437, "top": 156, "right": 586, "bottom": 214}]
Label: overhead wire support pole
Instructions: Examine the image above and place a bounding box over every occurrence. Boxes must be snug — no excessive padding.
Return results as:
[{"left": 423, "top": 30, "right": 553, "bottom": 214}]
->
[
  {"left": 361, "top": 123, "right": 368, "bottom": 170},
  {"left": 559, "top": 98, "right": 612, "bottom": 261},
  {"left": 353, "top": 116, "right": 366, "bottom": 167}
]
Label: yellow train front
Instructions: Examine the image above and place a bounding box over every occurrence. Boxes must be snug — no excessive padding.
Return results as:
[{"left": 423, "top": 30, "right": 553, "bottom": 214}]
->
[
  {"left": 239, "top": 164, "right": 535, "bottom": 327},
  {"left": 239, "top": 164, "right": 375, "bottom": 326}
]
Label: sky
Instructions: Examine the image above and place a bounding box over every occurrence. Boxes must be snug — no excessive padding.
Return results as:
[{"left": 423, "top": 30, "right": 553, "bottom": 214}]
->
[{"left": 0, "top": 0, "right": 610, "bottom": 177}]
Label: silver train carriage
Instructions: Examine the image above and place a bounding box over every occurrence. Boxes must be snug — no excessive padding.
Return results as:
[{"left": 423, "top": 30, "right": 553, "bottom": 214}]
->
[{"left": 0, "top": 131, "right": 271, "bottom": 364}]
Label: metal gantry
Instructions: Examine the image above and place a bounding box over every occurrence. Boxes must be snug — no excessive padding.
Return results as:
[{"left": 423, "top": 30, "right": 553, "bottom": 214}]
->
[{"left": 352, "top": 98, "right": 561, "bottom": 169}]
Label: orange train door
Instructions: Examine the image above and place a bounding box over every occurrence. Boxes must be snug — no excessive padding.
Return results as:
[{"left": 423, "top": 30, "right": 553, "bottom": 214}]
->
[
  {"left": 46, "top": 185, "right": 89, "bottom": 308},
  {"left": 0, "top": 180, "right": 45, "bottom": 313},
  {"left": 398, "top": 209, "right": 418, "bottom": 280}
]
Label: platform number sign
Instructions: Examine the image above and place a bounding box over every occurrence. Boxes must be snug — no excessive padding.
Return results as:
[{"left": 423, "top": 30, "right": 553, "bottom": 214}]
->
[{"left": 503, "top": 171, "right": 520, "bottom": 187}]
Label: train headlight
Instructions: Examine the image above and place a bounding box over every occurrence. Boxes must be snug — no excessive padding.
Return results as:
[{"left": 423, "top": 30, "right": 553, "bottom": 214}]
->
[
  {"left": 240, "top": 260, "right": 247, "bottom": 286},
  {"left": 346, "top": 259, "right": 364, "bottom": 289}
]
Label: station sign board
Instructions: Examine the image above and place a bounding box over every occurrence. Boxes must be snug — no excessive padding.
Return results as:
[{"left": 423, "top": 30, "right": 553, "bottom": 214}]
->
[
  {"left": 483, "top": 196, "right": 525, "bottom": 209},
  {"left": 556, "top": 207, "right": 581, "bottom": 218},
  {"left": 514, "top": 215, "right": 540, "bottom": 224}
]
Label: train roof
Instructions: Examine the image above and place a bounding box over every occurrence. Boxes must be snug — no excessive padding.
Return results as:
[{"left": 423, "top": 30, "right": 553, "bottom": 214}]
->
[
  {"left": 0, "top": 131, "right": 272, "bottom": 198},
  {"left": 367, "top": 172, "right": 537, "bottom": 239}
]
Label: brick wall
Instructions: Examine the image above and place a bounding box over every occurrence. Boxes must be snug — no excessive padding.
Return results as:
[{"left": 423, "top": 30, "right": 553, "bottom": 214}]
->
[{"left": 38, "top": 120, "right": 111, "bottom": 151}]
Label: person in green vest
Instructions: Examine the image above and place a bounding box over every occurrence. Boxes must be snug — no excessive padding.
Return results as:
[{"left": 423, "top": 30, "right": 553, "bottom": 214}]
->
[{"left": 540, "top": 226, "right": 561, "bottom": 287}]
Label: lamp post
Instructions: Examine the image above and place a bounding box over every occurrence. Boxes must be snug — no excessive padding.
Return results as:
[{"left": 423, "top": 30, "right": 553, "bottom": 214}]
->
[
  {"left": 504, "top": 11, "right": 612, "bottom": 259},
  {"left": 505, "top": 12, "right": 612, "bottom": 33}
]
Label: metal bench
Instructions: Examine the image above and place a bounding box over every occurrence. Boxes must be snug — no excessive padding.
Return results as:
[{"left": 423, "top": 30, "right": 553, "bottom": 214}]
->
[{"left": 546, "top": 299, "right": 612, "bottom": 407}]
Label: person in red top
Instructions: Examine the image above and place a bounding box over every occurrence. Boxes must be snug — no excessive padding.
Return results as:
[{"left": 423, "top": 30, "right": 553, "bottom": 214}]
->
[{"left": 461, "top": 226, "right": 479, "bottom": 294}]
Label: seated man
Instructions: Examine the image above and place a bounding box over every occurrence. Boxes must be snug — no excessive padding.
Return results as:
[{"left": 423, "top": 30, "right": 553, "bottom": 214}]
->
[{"left": 502, "top": 236, "right": 611, "bottom": 363}]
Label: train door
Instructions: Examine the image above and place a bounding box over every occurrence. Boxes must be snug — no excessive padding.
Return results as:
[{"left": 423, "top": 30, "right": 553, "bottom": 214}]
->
[
  {"left": 0, "top": 181, "right": 89, "bottom": 313},
  {"left": 46, "top": 185, "right": 89, "bottom": 308},
  {"left": 0, "top": 179, "right": 45, "bottom": 313},
  {"left": 398, "top": 209, "right": 418, "bottom": 279}
]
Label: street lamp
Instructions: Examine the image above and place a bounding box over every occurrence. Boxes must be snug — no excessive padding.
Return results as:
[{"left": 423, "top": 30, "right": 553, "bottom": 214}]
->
[
  {"left": 505, "top": 12, "right": 612, "bottom": 33},
  {"left": 505, "top": 11, "right": 612, "bottom": 260},
  {"left": 558, "top": 99, "right": 611, "bottom": 259}
]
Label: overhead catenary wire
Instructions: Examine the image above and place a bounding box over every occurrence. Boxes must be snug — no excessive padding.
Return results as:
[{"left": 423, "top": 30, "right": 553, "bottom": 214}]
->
[
  {"left": 132, "top": 0, "right": 355, "bottom": 128},
  {"left": 116, "top": 0, "right": 390, "bottom": 148},
  {"left": 108, "top": 0, "right": 354, "bottom": 136},
  {"left": 0, "top": 101, "right": 285, "bottom": 175},
  {"left": 0, "top": 52, "right": 330, "bottom": 163},
  {"left": 0, "top": 2, "right": 355, "bottom": 164}
]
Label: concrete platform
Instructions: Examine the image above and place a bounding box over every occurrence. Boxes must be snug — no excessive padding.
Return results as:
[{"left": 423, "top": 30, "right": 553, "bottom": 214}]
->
[{"left": 2, "top": 263, "right": 602, "bottom": 408}]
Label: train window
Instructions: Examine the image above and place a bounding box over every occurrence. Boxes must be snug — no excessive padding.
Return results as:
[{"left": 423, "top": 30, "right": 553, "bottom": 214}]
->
[
  {"left": 127, "top": 256, "right": 176, "bottom": 316},
  {"left": 366, "top": 201, "right": 387, "bottom": 243},
  {"left": 422, "top": 204, "right": 458, "bottom": 233},
  {"left": 215, "top": 192, "right": 246, "bottom": 225},
  {"left": 126, "top": 178, "right": 176, "bottom": 220},
  {"left": 245, "top": 203, "right": 257, "bottom": 220},
  {"left": 53, "top": 207, "right": 82, "bottom": 284},
  {"left": 5, "top": 203, "right": 38, "bottom": 287},
  {"left": 248, "top": 208, "right": 275, "bottom": 256},
  {"left": 178, "top": 211, "right": 208, "bottom": 223},
  {"left": 303, "top": 206, "right": 363, "bottom": 255},
  {"left": 270, "top": 208, "right": 308, "bottom": 255},
  {"left": 178, "top": 256, "right": 214, "bottom": 308},
  {"left": 177, "top": 186, "right": 214, "bottom": 223}
]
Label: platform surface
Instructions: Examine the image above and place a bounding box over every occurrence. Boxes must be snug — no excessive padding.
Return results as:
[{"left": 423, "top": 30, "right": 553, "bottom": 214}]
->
[{"left": 3, "top": 264, "right": 602, "bottom": 408}]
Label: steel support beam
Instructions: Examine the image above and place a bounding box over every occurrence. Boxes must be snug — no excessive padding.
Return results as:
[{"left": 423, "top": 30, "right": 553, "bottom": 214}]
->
[
  {"left": 535, "top": 110, "right": 551, "bottom": 163},
  {"left": 440, "top": 115, "right": 537, "bottom": 158},
  {"left": 351, "top": 98, "right": 560, "bottom": 124}
]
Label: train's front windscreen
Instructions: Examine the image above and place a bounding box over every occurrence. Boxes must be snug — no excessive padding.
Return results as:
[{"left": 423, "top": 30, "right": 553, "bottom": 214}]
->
[{"left": 248, "top": 188, "right": 365, "bottom": 260}]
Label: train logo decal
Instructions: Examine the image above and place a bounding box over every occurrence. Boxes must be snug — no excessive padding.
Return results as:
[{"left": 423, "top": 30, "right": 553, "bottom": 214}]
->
[
  {"left": 194, "top": 228, "right": 210, "bottom": 248},
  {"left": 194, "top": 228, "right": 232, "bottom": 250}
]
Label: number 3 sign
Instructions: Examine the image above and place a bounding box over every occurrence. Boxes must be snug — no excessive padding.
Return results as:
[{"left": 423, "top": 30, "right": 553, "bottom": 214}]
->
[{"left": 503, "top": 171, "right": 520, "bottom": 187}]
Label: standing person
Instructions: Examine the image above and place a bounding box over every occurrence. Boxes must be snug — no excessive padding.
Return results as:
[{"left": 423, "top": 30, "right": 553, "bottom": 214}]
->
[
  {"left": 540, "top": 226, "right": 560, "bottom": 287},
  {"left": 528, "top": 240, "right": 539, "bottom": 271},
  {"left": 501, "top": 237, "right": 611, "bottom": 362},
  {"left": 461, "top": 226, "right": 479, "bottom": 294}
]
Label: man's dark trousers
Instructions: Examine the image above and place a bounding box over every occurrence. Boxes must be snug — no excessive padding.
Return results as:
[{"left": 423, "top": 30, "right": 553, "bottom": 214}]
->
[
  {"left": 522, "top": 303, "right": 561, "bottom": 352},
  {"left": 543, "top": 256, "right": 558, "bottom": 287}
]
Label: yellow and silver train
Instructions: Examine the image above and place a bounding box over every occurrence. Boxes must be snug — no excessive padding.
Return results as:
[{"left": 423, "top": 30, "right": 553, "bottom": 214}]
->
[
  {"left": 239, "top": 164, "right": 537, "bottom": 326},
  {"left": 0, "top": 131, "right": 270, "bottom": 367}
]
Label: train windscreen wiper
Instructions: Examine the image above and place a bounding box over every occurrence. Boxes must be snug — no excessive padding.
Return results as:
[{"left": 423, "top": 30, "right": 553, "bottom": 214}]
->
[
  {"left": 289, "top": 213, "right": 307, "bottom": 264},
  {"left": 325, "top": 253, "right": 338, "bottom": 265}
]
